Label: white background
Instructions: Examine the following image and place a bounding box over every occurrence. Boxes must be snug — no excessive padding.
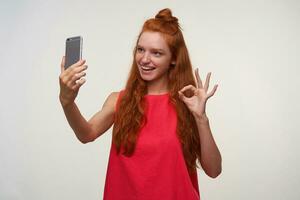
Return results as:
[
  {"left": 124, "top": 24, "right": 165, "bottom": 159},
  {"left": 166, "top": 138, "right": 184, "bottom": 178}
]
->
[{"left": 1, "top": 0, "right": 299, "bottom": 199}]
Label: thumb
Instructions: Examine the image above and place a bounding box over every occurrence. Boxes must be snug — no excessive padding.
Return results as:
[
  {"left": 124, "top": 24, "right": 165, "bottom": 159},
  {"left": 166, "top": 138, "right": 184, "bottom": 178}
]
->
[
  {"left": 178, "top": 91, "right": 189, "bottom": 103},
  {"left": 60, "top": 56, "right": 65, "bottom": 73}
]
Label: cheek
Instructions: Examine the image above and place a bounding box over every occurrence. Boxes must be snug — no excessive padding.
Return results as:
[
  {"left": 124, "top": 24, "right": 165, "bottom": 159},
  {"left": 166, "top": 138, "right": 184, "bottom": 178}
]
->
[
  {"left": 152, "top": 58, "right": 171, "bottom": 68},
  {"left": 135, "top": 54, "right": 139, "bottom": 62}
]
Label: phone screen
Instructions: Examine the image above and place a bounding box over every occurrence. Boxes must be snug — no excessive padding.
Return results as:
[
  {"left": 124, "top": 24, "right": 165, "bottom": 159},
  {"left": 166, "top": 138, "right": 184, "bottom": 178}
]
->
[{"left": 65, "top": 36, "right": 82, "bottom": 69}]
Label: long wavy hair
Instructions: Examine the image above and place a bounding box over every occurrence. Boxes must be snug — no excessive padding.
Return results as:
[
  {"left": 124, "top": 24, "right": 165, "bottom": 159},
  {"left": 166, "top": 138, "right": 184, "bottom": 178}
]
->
[{"left": 112, "top": 8, "right": 201, "bottom": 173}]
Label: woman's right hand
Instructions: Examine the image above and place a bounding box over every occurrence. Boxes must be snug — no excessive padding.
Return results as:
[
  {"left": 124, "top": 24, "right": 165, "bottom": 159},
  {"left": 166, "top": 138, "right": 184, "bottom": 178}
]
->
[{"left": 59, "top": 56, "right": 88, "bottom": 107}]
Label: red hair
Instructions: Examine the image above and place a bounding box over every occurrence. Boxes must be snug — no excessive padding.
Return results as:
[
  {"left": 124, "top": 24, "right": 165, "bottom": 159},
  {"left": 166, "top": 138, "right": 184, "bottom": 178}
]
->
[{"left": 113, "top": 8, "right": 201, "bottom": 173}]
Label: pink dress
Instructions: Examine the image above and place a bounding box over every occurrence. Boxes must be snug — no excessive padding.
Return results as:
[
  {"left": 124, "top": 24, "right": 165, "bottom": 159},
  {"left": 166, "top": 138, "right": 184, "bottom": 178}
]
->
[{"left": 103, "top": 93, "right": 200, "bottom": 200}]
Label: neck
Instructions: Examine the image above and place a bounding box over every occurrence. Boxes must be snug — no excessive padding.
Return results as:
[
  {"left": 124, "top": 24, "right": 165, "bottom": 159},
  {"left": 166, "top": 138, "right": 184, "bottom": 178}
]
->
[{"left": 146, "top": 76, "right": 169, "bottom": 95}]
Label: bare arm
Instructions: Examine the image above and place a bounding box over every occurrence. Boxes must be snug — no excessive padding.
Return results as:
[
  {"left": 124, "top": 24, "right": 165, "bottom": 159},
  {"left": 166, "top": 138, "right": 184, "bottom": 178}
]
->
[
  {"left": 61, "top": 92, "right": 119, "bottom": 143},
  {"left": 179, "top": 69, "right": 222, "bottom": 178},
  {"left": 195, "top": 113, "right": 222, "bottom": 178},
  {"left": 59, "top": 56, "right": 119, "bottom": 143}
]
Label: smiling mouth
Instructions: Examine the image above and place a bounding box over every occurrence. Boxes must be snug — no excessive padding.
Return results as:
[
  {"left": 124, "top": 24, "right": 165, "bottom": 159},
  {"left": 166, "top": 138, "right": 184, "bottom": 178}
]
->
[{"left": 140, "top": 65, "right": 156, "bottom": 71}]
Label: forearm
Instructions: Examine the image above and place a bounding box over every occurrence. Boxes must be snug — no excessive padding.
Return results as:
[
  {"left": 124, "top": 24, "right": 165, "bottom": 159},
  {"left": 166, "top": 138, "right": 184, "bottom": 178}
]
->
[
  {"left": 61, "top": 102, "right": 95, "bottom": 143},
  {"left": 194, "top": 113, "right": 222, "bottom": 178}
]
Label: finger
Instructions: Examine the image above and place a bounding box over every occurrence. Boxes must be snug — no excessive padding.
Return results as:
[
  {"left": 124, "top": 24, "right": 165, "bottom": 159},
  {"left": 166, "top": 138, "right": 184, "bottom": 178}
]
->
[
  {"left": 62, "top": 65, "right": 87, "bottom": 88},
  {"left": 179, "top": 84, "right": 197, "bottom": 93},
  {"left": 195, "top": 68, "right": 203, "bottom": 88},
  {"left": 72, "top": 59, "right": 86, "bottom": 68},
  {"left": 75, "top": 59, "right": 86, "bottom": 67},
  {"left": 70, "top": 71, "right": 87, "bottom": 83},
  {"left": 72, "top": 78, "right": 86, "bottom": 91},
  {"left": 66, "top": 64, "right": 88, "bottom": 79},
  {"left": 207, "top": 84, "right": 218, "bottom": 98},
  {"left": 178, "top": 91, "right": 189, "bottom": 102},
  {"left": 65, "top": 59, "right": 86, "bottom": 73},
  {"left": 65, "top": 71, "right": 86, "bottom": 88},
  {"left": 74, "top": 64, "right": 88, "bottom": 74},
  {"left": 61, "top": 56, "right": 65, "bottom": 73},
  {"left": 66, "top": 79, "right": 77, "bottom": 88},
  {"left": 204, "top": 72, "right": 211, "bottom": 92}
]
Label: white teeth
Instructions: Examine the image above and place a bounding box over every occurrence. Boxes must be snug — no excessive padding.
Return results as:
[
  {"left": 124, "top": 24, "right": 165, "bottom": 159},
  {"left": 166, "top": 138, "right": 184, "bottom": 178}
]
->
[{"left": 141, "top": 65, "right": 155, "bottom": 70}]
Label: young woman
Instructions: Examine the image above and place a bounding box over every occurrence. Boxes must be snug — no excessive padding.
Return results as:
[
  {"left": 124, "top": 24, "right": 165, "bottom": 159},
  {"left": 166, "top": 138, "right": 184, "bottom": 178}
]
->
[{"left": 59, "top": 8, "right": 221, "bottom": 200}]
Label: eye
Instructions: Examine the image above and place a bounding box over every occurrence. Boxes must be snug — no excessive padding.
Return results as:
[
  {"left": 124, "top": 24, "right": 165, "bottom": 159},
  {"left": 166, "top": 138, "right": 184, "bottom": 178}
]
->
[
  {"left": 136, "top": 47, "right": 144, "bottom": 53},
  {"left": 153, "top": 51, "right": 162, "bottom": 57}
]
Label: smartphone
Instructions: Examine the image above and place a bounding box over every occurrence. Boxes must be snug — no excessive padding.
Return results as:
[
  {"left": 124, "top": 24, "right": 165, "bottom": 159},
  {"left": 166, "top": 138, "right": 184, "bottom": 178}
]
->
[{"left": 64, "top": 36, "right": 83, "bottom": 69}]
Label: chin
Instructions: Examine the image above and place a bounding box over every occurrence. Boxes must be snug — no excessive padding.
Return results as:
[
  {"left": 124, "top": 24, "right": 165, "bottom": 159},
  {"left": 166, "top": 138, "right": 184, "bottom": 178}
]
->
[{"left": 139, "top": 74, "right": 154, "bottom": 82}]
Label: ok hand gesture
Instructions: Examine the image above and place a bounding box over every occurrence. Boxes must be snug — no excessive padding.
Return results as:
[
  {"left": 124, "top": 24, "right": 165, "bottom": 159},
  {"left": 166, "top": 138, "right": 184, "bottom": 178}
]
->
[{"left": 178, "top": 68, "right": 218, "bottom": 118}]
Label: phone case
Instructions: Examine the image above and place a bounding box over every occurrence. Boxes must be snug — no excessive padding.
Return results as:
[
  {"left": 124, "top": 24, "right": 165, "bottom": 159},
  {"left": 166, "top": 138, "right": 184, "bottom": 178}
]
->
[{"left": 64, "top": 36, "right": 82, "bottom": 69}]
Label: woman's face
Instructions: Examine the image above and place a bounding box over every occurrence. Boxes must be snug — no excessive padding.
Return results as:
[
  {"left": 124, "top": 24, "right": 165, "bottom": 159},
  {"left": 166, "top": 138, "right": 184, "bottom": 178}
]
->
[{"left": 135, "top": 31, "right": 175, "bottom": 83}]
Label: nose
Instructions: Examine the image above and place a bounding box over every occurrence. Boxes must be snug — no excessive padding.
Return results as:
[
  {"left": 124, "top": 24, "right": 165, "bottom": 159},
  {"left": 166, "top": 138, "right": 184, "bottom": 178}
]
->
[{"left": 140, "top": 52, "right": 150, "bottom": 64}]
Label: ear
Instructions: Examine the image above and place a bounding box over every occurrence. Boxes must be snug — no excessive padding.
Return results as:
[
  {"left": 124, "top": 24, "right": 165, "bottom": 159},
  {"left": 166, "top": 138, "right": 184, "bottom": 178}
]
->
[{"left": 171, "top": 60, "right": 176, "bottom": 66}]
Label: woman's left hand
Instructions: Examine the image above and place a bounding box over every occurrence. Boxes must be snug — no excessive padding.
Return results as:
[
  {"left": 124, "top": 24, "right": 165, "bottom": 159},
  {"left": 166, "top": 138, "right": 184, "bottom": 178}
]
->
[{"left": 178, "top": 68, "right": 218, "bottom": 117}]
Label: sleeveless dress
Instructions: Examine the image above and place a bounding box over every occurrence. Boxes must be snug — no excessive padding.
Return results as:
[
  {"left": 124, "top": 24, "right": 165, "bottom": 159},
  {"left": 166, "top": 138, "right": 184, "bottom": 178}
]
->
[{"left": 103, "top": 93, "right": 200, "bottom": 200}]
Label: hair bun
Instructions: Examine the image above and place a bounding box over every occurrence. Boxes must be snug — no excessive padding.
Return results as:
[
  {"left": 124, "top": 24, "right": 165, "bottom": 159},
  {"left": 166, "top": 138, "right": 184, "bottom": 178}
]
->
[{"left": 155, "top": 8, "right": 178, "bottom": 23}]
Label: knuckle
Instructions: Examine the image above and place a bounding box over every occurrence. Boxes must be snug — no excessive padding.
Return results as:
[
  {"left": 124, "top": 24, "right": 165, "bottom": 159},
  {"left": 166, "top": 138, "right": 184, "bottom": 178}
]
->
[
  {"left": 59, "top": 73, "right": 67, "bottom": 80},
  {"left": 62, "top": 77, "right": 68, "bottom": 84},
  {"left": 71, "top": 75, "right": 78, "bottom": 81},
  {"left": 67, "top": 80, "right": 74, "bottom": 87},
  {"left": 73, "top": 76, "right": 79, "bottom": 83}
]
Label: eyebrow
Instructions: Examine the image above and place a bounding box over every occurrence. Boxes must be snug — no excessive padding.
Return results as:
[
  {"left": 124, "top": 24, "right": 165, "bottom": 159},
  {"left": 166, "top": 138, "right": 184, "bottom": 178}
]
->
[{"left": 137, "top": 45, "right": 165, "bottom": 52}]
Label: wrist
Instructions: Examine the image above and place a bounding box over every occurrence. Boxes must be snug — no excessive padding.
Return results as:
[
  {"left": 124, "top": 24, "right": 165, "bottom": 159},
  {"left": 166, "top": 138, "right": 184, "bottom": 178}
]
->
[
  {"left": 59, "top": 95, "right": 74, "bottom": 109},
  {"left": 193, "top": 112, "right": 209, "bottom": 124}
]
